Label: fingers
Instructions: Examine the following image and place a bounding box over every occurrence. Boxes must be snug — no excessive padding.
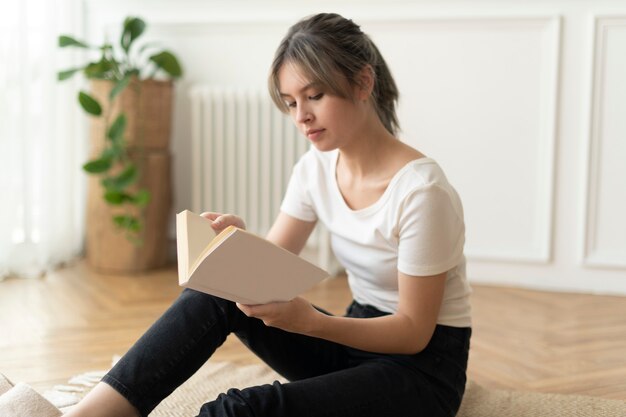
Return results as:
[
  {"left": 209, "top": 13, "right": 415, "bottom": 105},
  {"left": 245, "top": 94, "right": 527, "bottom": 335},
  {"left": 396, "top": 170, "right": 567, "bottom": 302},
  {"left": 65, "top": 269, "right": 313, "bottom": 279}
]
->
[
  {"left": 236, "top": 300, "right": 311, "bottom": 334},
  {"left": 236, "top": 302, "right": 251, "bottom": 315},
  {"left": 200, "top": 212, "right": 221, "bottom": 221},
  {"left": 199, "top": 212, "right": 247, "bottom": 232},
  {"left": 236, "top": 302, "right": 266, "bottom": 317},
  {"left": 237, "top": 302, "right": 279, "bottom": 328},
  {"left": 213, "top": 214, "right": 246, "bottom": 230}
]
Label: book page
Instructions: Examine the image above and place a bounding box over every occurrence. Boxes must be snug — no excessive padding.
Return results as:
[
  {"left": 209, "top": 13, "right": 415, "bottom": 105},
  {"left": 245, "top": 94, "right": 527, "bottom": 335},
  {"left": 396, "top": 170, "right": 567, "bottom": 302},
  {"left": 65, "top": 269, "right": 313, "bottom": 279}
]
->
[
  {"left": 191, "top": 225, "right": 238, "bottom": 272},
  {"left": 176, "top": 210, "right": 217, "bottom": 280}
]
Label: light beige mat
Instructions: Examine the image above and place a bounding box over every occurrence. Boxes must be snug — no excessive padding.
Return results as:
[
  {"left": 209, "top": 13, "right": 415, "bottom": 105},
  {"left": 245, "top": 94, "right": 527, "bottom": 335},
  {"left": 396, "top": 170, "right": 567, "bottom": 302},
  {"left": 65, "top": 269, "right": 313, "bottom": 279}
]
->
[
  {"left": 456, "top": 380, "right": 626, "bottom": 417},
  {"left": 148, "top": 361, "right": 626, "bottom": 417}
]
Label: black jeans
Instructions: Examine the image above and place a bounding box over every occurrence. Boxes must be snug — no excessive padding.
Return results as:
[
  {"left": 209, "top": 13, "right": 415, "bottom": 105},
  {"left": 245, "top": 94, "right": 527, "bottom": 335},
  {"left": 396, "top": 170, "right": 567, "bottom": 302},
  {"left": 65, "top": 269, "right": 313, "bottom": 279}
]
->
[{"left": 103, "top": 289, "right": 471, "bottom": 417}]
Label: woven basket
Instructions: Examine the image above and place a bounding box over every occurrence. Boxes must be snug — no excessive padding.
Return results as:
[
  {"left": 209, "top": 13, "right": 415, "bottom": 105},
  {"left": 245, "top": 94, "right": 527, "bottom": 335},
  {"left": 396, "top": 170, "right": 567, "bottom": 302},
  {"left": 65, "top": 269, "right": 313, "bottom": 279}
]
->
[
  {"left": 89, "top": 78, "right": 173, "bottom": 151},
  {"left": 85, "top": 79, "right": 173, "bottom": 273}
]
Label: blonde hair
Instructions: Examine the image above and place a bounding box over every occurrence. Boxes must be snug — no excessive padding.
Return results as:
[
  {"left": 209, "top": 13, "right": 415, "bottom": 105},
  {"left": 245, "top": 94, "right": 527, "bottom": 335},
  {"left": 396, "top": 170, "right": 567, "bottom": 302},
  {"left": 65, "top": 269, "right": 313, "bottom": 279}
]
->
[{"left": 268, "top": 13, "right": 400, "bottom": 135}]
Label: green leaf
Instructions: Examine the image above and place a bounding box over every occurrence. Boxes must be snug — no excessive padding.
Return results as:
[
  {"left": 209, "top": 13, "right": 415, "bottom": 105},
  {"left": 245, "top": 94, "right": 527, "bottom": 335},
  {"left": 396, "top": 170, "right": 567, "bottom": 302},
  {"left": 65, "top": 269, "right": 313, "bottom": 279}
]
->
[
  {"left": 102, "top": 144, "right": 124, "bottom": 161},
  {"left": 109, "top": 75, "right": 131, "bottom": 100},
  {"left": 101, "top": 177, "right": 115, "bottom": 189},
  {"left": 149, "top": 51, "right": 183, "bottom": 78},
  {"left": 57, "top": 67, "right": 83, "bottom": 81},
  {"left": 83, "top": 157, "right": 111, "bottom": 173},
  {"left": 84, "top": 59, "right": 116, "bottom": 79},
  {"left": 107, "top": 114, "right": 127, "bottom": 142},
  {"left": 114, "top": 163, "right": 138, "bottom": 188},
  {"left": 133, "top": 189, "right": 151, "bottom": 207},
  {"left": 78, "top": 91, "right": 102, "bottom": 115},
  {"left": 113, "top": 215, "right": 141, "bottom": 232},
  {"left": 58, "top": 35, "right": 89, "bottom": 48},
  {"left": 121, "top": 17, "right": 146, "bottom": 53},
  {"left": 102, "top": 163, "right": 138, "bottom": 191},
  {"left": 104, "top": 190, "right": 133, "bottom": 205}
]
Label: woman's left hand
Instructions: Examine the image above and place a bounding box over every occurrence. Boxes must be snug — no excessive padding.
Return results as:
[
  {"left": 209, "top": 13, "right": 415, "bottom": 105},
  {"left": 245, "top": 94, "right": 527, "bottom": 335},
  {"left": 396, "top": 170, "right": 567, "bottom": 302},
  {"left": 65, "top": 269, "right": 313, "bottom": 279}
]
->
[{"left": 237, "top": 297, "right": 319, "bottom": 335}]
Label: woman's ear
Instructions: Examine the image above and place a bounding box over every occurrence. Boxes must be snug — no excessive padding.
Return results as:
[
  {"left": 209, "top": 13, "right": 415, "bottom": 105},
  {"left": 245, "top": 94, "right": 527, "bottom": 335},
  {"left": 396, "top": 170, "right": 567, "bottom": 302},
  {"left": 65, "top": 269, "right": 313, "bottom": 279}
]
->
[{"left": 355, "top": 65, "right": 375, "bottom": 101}]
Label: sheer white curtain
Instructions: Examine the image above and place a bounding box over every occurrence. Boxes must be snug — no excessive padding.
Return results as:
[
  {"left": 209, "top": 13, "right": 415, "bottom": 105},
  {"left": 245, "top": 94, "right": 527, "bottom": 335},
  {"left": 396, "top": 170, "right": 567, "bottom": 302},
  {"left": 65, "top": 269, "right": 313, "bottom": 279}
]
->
[{"left": 0, "top": 0, "right": 86, "bottom": 279}]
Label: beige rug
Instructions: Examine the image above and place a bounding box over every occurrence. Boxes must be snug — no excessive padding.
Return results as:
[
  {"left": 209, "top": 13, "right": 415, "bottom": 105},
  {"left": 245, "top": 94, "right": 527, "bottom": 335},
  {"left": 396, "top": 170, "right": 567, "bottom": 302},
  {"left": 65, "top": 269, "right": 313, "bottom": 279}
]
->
[{"left": 147, "top": 361, "right": 626, "bottom": 417}]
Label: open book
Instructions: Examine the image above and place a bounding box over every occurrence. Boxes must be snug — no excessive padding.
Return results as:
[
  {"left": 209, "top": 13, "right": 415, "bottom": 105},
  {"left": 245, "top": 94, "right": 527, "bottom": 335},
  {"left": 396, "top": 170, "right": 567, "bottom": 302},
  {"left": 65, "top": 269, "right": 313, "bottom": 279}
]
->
[{"left": 176, "top": 210, "right": 329, "bottom": 304}]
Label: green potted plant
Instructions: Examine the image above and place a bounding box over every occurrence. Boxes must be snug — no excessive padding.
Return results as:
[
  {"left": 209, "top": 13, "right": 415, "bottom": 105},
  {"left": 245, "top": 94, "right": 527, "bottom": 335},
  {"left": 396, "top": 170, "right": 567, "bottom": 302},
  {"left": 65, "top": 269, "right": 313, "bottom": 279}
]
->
[{"left": 58, "top": 16, "right": 183, "bottom": 272}]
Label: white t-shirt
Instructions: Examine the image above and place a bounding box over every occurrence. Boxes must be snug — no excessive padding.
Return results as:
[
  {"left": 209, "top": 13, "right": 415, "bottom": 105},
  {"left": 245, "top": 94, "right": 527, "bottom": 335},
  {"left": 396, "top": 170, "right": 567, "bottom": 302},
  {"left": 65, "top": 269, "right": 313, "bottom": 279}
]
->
[{"left": 280, "top": 148, "right": 472, "bottom": 328}]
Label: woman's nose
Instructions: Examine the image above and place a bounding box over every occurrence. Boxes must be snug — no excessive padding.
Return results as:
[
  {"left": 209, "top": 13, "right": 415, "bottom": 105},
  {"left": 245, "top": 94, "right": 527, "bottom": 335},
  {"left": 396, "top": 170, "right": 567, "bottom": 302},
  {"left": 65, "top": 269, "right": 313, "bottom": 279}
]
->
[{"left": 295, "top": 104, "right": 312, "bottom": 124}]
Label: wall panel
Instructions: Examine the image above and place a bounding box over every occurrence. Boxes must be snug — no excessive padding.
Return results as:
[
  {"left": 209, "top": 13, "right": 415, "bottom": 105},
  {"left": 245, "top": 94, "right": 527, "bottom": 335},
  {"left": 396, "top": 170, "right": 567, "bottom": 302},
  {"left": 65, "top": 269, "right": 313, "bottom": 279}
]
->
[
  {"left": 583, "top": 16, "right": 626, "bottom": 269},
  {"left": 367, "top": 17, "right": 560, "bottom": 263}
]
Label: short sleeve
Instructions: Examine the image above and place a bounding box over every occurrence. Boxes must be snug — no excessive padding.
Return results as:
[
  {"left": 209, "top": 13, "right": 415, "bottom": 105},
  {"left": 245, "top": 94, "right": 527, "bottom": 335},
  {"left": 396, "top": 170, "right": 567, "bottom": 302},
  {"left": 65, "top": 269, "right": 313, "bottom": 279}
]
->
[
  {"left": 279, "top": 156, "right": 318, "bottom": 222},
  {"left": 397, "top": 184, "right": 465, "bottom": 277}
]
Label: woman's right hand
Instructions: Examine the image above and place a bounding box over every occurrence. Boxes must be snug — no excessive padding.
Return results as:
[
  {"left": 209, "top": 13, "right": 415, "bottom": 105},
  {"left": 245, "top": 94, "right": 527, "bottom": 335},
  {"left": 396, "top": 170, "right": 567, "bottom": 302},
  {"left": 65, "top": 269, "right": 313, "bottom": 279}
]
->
[{"left": 200, "top": 211, "right": 246, "bottom": 234}]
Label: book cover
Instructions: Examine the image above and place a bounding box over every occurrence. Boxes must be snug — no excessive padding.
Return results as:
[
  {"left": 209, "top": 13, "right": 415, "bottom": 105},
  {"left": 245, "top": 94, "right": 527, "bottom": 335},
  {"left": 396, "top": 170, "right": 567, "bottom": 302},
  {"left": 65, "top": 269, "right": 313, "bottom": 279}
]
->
[{"left": 176, "top": 210, "right": 329, "bottom": 304}]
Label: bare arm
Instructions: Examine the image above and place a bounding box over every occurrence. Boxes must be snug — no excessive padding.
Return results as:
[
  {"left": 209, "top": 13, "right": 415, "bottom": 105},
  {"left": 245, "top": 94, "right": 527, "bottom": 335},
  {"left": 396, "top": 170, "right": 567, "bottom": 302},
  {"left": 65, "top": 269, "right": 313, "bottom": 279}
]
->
[
  {"left": 200, "top": 210, "right": 315, "bottom": 255},
  {"left": 265, "top": 211, "right": 317, "bottom": 254},
  {"left": 239, "top": 270, "right": 446, "bottom": 355},
  {"left": 307, "top": 271, "right": 446, "bottom": 354}
]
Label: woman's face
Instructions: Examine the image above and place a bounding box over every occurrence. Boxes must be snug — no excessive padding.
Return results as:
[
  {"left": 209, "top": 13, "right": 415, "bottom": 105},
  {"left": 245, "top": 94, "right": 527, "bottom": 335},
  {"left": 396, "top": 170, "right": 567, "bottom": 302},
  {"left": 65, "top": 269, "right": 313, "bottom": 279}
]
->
[{"left": 277, "top": 63, "right": 366, "bottom": 152}]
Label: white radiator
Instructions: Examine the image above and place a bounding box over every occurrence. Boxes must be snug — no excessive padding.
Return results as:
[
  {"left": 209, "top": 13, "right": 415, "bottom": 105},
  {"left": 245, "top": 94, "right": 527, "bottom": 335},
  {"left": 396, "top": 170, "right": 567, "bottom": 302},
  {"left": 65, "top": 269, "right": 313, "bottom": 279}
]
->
[{"left": 189, "top": 86, "right": 339, "bottom": 273}]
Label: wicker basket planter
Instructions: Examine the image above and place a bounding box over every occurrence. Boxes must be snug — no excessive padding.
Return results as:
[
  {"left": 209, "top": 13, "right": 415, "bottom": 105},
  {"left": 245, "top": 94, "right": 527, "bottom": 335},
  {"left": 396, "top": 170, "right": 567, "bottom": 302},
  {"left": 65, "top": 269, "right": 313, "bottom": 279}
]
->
[{"left": 85, "top": 79, "right": 173, "bottom": 272}]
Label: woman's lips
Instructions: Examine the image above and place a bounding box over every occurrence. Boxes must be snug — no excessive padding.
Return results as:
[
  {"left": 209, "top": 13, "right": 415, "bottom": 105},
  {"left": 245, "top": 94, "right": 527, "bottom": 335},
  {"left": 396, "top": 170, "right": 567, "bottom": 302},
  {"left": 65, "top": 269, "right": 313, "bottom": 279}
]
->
[{"left": 306, "top": 128, "right": 325, "bottom": 141}]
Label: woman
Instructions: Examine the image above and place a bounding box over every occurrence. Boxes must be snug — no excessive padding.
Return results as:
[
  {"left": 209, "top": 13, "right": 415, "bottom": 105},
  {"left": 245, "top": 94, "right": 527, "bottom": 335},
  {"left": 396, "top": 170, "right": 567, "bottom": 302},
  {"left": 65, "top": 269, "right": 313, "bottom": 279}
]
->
[{"left": 66, "top": 12, "right": 472, "bottom": 417}]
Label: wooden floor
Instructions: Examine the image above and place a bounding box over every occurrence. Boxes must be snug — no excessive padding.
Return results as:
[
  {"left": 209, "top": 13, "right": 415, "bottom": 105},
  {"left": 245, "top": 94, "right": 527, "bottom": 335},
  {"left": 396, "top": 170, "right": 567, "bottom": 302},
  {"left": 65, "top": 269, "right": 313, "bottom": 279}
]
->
[{"left": 1, "top": 260, "right": 625, "bottom": 400}]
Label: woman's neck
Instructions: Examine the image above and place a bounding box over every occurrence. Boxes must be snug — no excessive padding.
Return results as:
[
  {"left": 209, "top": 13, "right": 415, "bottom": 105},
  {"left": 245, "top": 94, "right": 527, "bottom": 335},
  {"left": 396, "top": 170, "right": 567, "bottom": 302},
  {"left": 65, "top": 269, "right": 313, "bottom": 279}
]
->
[{"left": 337, "top": 117, "right": 400, "bottom": 180}]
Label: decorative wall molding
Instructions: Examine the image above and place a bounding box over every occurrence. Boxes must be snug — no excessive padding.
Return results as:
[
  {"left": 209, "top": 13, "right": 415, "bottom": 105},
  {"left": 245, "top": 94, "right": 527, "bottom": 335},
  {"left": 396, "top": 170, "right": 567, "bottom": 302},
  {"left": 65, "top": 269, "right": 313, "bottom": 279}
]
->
[
  {"left": 360, "top": 16, "right": 562, "bottom": 265},
  {"left": 582, "top": 15, "right": 626, "bottom": 269}
]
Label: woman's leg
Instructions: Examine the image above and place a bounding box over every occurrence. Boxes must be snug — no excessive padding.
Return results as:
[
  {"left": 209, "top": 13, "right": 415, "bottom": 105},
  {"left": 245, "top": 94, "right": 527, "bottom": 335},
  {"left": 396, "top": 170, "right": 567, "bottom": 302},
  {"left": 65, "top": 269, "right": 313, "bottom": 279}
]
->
[
  {"left": 64, "top": 383, "right": 140, "bottom": 417},
  {"left": 195, "top": 358, "right": 443, "bottom": 417},
  {"left": 232, "top": 305, "right": 349, "bottom": 382},
  {"left": 194, "top": 324, "right": 472, "bottom": 417},
  {"left": 66, "top": 289, "right": 348, "bottom": 417}
]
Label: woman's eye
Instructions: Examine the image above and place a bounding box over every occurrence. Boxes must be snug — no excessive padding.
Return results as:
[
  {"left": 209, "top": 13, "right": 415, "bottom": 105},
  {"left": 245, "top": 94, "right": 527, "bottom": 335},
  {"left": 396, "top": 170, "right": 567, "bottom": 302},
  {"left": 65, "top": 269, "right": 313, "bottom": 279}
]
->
[{"left": 285, "top": 93, "right": 322, "bottom": 109}]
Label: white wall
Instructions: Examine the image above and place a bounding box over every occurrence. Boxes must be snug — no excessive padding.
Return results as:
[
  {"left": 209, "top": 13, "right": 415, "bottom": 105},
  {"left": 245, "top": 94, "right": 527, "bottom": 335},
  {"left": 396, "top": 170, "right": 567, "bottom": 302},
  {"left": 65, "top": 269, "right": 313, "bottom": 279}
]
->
[{"left": 82, "top": 0, "right": 626, "bottom": 295}]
